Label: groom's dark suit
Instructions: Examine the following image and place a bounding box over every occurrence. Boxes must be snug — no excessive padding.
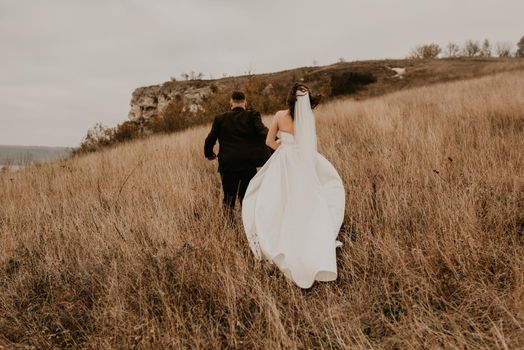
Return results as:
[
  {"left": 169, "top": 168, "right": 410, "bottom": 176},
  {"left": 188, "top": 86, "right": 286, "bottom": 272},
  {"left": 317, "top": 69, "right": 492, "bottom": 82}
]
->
[{"left": 204, "top": 107, "right": 271, "bottom": 211}]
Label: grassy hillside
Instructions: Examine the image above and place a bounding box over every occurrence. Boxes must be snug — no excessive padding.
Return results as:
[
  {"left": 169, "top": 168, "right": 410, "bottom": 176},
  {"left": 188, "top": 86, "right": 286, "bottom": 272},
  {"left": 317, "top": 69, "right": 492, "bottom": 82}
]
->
[
  {"left": 1, "top": 71, "right": 523, "bottom": 349},
  {"left": 0, "top": 145, "right": 71, "bottom": 165}
]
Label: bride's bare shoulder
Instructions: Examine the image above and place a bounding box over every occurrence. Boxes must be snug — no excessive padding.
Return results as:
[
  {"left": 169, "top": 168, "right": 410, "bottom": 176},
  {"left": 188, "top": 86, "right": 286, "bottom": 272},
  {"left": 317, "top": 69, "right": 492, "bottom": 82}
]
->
[
  {"left": 272, "top": 110, "right": 283, "bottom": 120},
  {"left": 275, "top": 109, "right": 290, "bottom": 118}
]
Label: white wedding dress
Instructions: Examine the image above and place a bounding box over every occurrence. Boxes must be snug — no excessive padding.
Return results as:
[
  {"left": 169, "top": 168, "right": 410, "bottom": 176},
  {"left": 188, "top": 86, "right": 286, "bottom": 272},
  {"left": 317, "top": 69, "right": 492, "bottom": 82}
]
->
[{"left": 242, "top": 91, "right": 345, "bottom": 289}]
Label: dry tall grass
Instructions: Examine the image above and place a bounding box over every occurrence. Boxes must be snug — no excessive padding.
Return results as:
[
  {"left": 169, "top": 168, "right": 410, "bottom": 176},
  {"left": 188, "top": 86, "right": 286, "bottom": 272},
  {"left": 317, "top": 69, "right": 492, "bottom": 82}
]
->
[{"left": 1, "top": 71, "right": 524, "bottom": 349}]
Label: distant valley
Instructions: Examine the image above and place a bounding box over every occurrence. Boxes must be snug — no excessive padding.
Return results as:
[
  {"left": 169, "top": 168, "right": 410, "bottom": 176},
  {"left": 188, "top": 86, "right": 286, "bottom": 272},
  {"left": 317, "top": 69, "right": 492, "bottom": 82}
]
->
[{"left": 0, "top": 145, "right": 72, "bottom": 166}]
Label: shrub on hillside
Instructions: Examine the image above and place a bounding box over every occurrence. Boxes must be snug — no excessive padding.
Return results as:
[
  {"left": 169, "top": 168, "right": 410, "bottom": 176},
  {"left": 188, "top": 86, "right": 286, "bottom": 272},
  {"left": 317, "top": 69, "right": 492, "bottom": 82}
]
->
[
  {"left": 74, "top": 123, "right": 113, "bottom": 154},
  {"left": 149, "top": 100, "right": 192, "bottom": 133},
  {"left": 330, "top": 72, "right": 377, "bottom": 96},
  {"left": 113, "top": 121, "right": 141, "bottom": 142},
  {"left": 75, "top": 121, "right": 142, "bottom": 155}
]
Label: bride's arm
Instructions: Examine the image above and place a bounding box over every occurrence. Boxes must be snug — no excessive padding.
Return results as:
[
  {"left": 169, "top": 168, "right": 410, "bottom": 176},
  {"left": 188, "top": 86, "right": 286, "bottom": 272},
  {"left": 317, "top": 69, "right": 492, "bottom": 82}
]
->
[{"left": 266, "top": 112, "right": 280, "bottom": 150}]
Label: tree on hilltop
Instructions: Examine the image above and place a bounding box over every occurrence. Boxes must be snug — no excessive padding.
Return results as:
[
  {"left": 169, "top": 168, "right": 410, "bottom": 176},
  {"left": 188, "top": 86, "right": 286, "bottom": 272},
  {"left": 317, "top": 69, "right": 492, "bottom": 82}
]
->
[
  {"left": 445, "top": 42, "right": 461, "bottom": 57},
  {"left": 409, "top": 43, "right": 442, "bottom": 59},
  {"left": 495, "top": 42, "right": 513, "bottom": 57},
  {"left": 517, "top": 36, "right": 524, "bottom": 57},
  {"left": 480, "top": 39, "right": 492, "bottom": 57},
  {"left": 463, "top": 40, "right": 481, "bottom": 57}
]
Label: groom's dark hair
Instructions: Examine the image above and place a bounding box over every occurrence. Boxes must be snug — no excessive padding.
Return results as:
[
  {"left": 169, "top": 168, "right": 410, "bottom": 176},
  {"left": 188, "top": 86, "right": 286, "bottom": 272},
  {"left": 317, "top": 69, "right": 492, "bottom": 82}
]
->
[{"left": 231, "top": 90, "right": 246, "bottom": 102}]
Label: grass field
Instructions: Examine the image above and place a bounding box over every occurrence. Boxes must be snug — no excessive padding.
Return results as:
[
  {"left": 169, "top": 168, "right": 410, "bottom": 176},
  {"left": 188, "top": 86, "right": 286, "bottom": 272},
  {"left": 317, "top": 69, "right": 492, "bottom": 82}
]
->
[{"left": 1, "top": 70, "right": 523, "bottom": 349}]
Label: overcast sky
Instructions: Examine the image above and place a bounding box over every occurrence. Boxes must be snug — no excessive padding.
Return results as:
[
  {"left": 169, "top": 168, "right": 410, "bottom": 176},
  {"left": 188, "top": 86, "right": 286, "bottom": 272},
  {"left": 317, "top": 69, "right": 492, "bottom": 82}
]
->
[{"left": 1, "top": 0, "right": 522, "bottom": 147}]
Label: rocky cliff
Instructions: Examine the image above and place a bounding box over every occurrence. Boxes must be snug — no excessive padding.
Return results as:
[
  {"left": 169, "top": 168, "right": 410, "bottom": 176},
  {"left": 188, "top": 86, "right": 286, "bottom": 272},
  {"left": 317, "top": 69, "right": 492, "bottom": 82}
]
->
[{"left": 128, "top": 83, "right": 214, "bottom": 123}]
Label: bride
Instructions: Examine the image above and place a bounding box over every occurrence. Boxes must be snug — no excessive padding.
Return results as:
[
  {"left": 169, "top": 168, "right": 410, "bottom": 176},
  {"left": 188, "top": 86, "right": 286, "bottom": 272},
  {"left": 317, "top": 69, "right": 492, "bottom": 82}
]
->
[{"left": 242, "top": 83, "right": 345, "bottom": 289}]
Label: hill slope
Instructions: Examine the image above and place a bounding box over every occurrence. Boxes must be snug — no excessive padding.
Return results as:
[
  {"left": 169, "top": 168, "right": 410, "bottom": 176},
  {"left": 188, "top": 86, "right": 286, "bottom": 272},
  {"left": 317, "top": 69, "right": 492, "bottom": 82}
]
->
[
  {"left": 128, "top": 57, "right": 524, "bottom": 124},
  {"left": 79, "top": 58, "right": 524, "bottom": 153},
  {"left": 1, "top": 71, "right": 524, "bottom": 349}
]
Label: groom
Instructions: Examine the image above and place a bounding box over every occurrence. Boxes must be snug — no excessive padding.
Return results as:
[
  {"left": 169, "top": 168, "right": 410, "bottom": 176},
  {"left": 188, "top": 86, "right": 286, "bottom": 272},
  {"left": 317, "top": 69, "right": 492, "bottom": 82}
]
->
[{"left": 204, "top": 91, "right": 271, "bottom": 213}]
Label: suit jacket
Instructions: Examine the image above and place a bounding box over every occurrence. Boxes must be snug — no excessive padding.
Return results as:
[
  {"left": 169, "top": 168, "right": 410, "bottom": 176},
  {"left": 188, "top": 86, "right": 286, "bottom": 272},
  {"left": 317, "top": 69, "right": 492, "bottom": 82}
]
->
[{"left": 204, "top": 107, "right": 271, "bottom": 173}]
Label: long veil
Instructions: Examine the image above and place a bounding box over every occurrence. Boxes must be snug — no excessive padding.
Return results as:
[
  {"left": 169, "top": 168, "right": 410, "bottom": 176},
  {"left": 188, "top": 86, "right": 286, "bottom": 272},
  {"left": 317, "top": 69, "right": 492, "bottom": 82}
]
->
[
  {"left": 294, "top": 91, "right": 317, "bottom": 164},
  {"left": 293, "top": 91, "right": 343, "bottom": 246}
]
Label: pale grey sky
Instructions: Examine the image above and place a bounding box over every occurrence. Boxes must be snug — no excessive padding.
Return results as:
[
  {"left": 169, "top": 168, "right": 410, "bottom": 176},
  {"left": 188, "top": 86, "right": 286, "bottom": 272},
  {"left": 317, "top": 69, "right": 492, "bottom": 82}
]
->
[{"left": 0, "top": 0, "right": 522, "bottom": 146}]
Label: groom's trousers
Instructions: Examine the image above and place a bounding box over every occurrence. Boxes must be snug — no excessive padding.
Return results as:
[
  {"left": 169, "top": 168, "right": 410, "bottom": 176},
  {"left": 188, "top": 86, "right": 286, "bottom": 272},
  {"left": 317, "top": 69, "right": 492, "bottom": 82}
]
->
[{"left": 220, "top": 168, "right": 257, "bottom": 212}]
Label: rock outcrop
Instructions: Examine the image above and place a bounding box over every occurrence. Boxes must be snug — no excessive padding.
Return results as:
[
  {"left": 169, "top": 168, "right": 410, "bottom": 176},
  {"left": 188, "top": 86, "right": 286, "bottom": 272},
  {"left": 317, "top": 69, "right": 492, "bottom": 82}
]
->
[{"left": 128, "top": 83, "right": 215, "bottom": 123}]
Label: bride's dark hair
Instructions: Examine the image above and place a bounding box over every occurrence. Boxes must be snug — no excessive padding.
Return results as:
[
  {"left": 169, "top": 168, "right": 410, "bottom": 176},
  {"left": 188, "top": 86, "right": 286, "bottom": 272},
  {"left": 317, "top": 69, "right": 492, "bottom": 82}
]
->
[{"left": 287, "top": 82, "right": 322, "bottom": 119}]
